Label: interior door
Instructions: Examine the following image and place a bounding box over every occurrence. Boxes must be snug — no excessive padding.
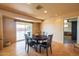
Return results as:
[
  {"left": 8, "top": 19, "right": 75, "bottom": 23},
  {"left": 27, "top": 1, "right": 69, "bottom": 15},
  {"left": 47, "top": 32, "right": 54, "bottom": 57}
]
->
[
  {"left": 71, "top": 21, "right": 77, "bottom": 43},
  {"left": 16, "top": 22, "right": 32, "bottom": 41}
]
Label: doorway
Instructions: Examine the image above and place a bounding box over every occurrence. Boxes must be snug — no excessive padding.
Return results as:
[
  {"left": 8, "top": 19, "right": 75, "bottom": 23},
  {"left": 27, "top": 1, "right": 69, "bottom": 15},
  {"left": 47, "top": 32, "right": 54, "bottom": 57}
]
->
[
  {"left": 64, "top": 18, "right": 77, "bottom": 44},
  {"left": 16, "top": 22, "right": 32, "bottom": 41}
]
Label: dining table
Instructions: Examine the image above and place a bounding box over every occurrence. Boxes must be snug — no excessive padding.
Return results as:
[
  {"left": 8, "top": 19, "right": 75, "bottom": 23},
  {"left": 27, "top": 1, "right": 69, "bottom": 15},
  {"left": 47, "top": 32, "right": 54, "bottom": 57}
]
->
[
  {"left": 32, "top": 35, "right": 48, "bottom": 43},
  {"left": 31, "top": 35, "right": 48, "bottom": 52}
]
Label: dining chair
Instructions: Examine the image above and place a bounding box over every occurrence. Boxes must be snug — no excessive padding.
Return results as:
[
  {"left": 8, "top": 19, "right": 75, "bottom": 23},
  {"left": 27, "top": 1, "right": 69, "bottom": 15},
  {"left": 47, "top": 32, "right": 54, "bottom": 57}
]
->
[
  {"left": 25, "top": 34, "right": 37, "bottom": 53},
  {"left": 39, "top": 34, "right": 53, "bottom": 56}
]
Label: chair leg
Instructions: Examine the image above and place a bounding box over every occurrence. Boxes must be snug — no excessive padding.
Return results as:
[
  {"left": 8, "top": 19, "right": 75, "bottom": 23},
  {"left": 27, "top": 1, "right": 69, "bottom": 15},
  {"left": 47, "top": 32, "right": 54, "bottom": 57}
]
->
[
  {"left": 25, "top": 42, "right": 27, "bottom": 50},
  {"left": 39, "top": 46, "right": 41, "bottom": 53},
  {"left": 50, "top": 46, "right": 52, "bottom": 54},
  {"left": 25, "top": 44, "right": 26, "bottom": 50},
  {"left": 27, "top": 44, "right": 29, "bottom": 53},
  {"left": 46, "top": 48, "right": 48, "bottom": 56},
  {"left": 34, "top": 45, "right": 37, "bottom": 52}
]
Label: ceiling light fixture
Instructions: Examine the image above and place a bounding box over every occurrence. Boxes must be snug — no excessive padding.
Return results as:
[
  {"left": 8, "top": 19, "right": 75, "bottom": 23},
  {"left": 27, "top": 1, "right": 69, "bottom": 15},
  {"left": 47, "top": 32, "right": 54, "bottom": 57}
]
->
[{"left": 44, "top": 10, "right": 47, "bottom": 13}]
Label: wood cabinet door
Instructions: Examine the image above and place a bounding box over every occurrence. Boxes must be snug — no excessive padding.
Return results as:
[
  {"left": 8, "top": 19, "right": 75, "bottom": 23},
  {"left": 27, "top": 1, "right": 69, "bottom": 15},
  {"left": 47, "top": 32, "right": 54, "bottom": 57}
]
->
[{"left": 0, "top": 16, "right": 3, "bottom": 50}]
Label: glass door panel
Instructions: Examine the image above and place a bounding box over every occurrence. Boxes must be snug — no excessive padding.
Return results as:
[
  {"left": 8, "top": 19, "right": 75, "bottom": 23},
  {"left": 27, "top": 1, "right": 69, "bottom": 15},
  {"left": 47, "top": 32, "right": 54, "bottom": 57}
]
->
[{"left": 16, "top": 22, "right": 32, "bottom": 41}]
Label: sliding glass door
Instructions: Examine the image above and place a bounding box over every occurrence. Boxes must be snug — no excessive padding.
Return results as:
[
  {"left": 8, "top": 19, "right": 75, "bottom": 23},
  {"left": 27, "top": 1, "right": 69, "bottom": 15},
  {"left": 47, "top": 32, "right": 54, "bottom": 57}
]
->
[{"left": 16, "top": 22, "right": 32, "bottom": 41}]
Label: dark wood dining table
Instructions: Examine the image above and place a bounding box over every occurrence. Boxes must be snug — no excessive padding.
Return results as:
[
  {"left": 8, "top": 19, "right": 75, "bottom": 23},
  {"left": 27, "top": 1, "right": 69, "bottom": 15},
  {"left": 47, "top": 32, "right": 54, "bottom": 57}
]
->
[
  {"left": 32, "top": 35, "right": 48, "bottom": 43},
  {"left": 31, "top": 35, "right": 48, "bottom": 52}
]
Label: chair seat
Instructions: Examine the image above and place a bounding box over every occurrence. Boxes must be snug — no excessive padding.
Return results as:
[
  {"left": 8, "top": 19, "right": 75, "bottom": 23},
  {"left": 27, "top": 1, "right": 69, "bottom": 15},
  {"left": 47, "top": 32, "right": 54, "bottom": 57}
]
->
[
  {"left": 40, "top": 42, "right": 47, "bottom": 45},
  {"left": 28, "top": 41, "right": 37, "bottom": 46}
]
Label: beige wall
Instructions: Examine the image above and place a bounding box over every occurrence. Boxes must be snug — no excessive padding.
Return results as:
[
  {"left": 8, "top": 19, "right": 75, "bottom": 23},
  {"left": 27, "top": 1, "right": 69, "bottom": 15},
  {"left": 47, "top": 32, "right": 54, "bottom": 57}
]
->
[
  {"left": 41, "top": 17, "right": 64, "bottom": 43},
  {"left": 32, "top": 23, "right": 41, "bottom": 35},
  {"left": 0, "top": 15, "right": 3, "bottom": 50}
]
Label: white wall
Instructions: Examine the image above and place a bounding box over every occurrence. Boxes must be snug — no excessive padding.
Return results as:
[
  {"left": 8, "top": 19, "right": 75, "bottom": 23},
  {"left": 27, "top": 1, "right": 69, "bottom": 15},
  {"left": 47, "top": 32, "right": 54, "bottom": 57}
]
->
[{"left": 41, "top": 17, "right": 64, "bottom": 43}]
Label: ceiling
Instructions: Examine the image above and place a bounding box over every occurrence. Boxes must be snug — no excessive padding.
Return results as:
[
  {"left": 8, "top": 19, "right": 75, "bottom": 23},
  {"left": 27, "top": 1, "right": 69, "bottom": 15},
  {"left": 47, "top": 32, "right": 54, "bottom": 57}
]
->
[{"left": 0, "top": 3, "right": 79, "bottom": 20}]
